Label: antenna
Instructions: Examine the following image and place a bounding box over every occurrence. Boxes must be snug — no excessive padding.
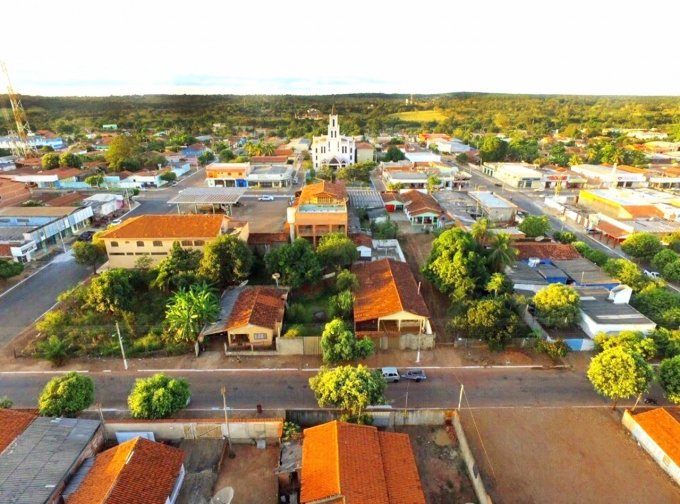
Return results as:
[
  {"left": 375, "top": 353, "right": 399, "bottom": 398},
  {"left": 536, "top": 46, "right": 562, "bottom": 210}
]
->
[{"left": 1, "top": 61, "right": 37, "bottom": 158}]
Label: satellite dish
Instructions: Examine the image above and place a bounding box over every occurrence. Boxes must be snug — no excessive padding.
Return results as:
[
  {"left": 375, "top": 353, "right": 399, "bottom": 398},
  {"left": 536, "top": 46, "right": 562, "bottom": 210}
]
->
[
  {"left": 535, "top": 236, "right": 545, "bottom": 242},
  {"left": 211, "top": 487, "right": 234, "bottom": 504}
]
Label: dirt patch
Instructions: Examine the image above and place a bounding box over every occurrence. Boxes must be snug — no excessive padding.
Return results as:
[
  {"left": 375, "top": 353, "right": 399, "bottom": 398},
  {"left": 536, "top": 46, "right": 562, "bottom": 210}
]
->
[
  {"left": 397, "top": 426, "right": 477, "bottom": 504},
  {"left": 459, "top": 407, "right": 680, "bottom": 504},
  {"left": 176, "top": 439, "right": 225, "bottom": 504},
  {"left": 214, "top": 444, "right": 279, "bottom": 504},
  {"left": 230, "top": 199, "right": 289, "bottom": 233}
]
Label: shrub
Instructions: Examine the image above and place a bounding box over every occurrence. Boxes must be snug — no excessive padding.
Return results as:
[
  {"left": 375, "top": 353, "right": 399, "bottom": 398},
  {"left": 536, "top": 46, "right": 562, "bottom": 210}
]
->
[
  {"left": 0, "top": 396, "right": 13, "bottom": 408},
  {"left": 651, "top": 249, "right": 679, "bottom": 272},
  {"left": 283, "top": 325, "right": 302, "bottom": 338},
  {"left": 286, "top": 303, "right": 311, "bottom": 324},
  {"left": 282, "top": 421, "right": 302, "bottom": 441},
  {"left": 662, "top": 259, "right": 680, "bottom": 283},
  {"left": 38, "top": 335, "right": 72, "bottom": 367},
  {"left": 553, "top": 231, "right": 577, "bottom": 244},
  {"left": 328, "top": 290, "right": 354, "bottom": 320},
  {"left": 572, "top": 241, "right": 609, "bottom": 266},
  {"left": 0, "top": 259, "right": 24, "bottom": 279},
  {"left": 336, "top": 270, "right": 359, "bottom": 292},
  {"left": 535, "top": 338, "right": 569, "bottom": 360},
  {"left": 128, "top": 373, "right": 190, "bottom": 419},
  {"left": 38, "top": 372, "right": 95, "bottom": 417},
  {"left": 649, "top": 328, "right": 680, "bottom": 358}
]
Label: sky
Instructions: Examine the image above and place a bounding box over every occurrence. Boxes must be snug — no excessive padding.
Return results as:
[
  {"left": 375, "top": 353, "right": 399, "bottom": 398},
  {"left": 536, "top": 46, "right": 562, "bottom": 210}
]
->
[{"left": 4, "top": 0, "right": 680, "bottom": 96}]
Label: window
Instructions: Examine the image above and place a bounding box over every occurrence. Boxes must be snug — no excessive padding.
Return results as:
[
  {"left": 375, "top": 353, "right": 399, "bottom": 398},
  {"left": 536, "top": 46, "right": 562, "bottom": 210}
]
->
[
  {"left": 181, "top": 240, "right": 193, "bottom": 246},
  {"left": 253, "top": 333, "right": 267, "bottom": 341},
  {"left": 152, "top": 240, "right": 162, "bottom": 247},
  {"left": 110, "top": 241, "right": 119, "bottom": 247},
  {"left": 110, "top": 252, "right": 124, "bottom": 256},
  {"left": 136, "top": 241, "right": 144, "bottom": 247},
  {"left": 194, "top": 240, "right": 205, "bottom": 246}
]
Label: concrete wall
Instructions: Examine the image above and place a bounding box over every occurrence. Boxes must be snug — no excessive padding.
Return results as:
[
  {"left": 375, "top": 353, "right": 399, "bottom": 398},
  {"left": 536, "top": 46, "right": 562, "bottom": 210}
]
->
[
  {"left": 103, "top": 237, "right": 214, "bottom": 268},
  {"left": 104, "top": 418, "right": 283, "bottom": 444},
  {"left": 622, "top": 410, "right": 680, "bottom": 486},
  {"left": 452, "top": 411, "right": 493, "bottom": 504},
  {"left": 276, "top": 337, "right": 304, "bottom": 355}
]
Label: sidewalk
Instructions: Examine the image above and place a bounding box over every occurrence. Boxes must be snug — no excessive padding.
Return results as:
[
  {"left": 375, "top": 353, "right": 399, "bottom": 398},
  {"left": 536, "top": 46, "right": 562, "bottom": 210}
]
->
[{"left": 0, "top": 343, "right": 589, "bottom": 374}]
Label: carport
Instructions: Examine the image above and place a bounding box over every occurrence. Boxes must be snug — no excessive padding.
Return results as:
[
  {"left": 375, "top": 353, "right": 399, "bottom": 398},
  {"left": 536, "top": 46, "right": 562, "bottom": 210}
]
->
[{"left": 168, "top": 187, "right": 247, "bottom": 215}]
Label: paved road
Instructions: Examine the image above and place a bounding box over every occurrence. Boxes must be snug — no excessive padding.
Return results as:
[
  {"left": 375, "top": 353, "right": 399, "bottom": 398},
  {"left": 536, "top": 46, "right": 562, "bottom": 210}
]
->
[
  {"left": 1, "top": 366, "right": 659, "bottom": 412},
  {"left": 0, "top": 253, "right": 90, "bottom": 348}
]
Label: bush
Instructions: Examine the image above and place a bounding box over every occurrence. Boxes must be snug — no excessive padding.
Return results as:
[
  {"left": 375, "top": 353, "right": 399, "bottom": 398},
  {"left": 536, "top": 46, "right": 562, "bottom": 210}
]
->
[
  {"left": 662, "top": 259, "right": 680, "bottom": 283},
  {"left": 651, "top": 249, "right": 679, "bottom": 272},
  {"left": 572, "top": 241, "right": 609, "bottom": 266},
  {"left": 38, "top": 372, "right": 95, "bottom": 417},
  {"left": 38, "top": 335, "right": 72, "bottom": 367},
  {"left": 553, "top": 231, "right": 577, "bottom": 244},
  {"left": 282, "top": 421, "right": 302, "bottom": 441},
  {"left": 535, "top": 338, "right": 569, "bottom": 360},
  {"left": 286, "top": 302, "right": 311, "bottom": 324},
  {"left": 128, "top": 373, "right": 190, "bottom": 419},
  {"left": 371, "top": 219, "right": 398, "bottom": 239},
  {"left": 0, "top": 396, "right": 13, "bottom": 408},
  {"left": 0, "top": 259, "right": 24, "bottom": 279},
  {"left": 328, "top": 290, "right": 354, "bottom": 320},
  {"left": 336, "top": 270, "right": 359, "bottom": 292},
  {"left": 283, "top": 325, "right": 302, "bottom": 338},
  {"left": 632, "top": 287, "right": 680, "bottom": 329},
  {"left": 649, "top": 328, "right": 680, "bottom": 358}
]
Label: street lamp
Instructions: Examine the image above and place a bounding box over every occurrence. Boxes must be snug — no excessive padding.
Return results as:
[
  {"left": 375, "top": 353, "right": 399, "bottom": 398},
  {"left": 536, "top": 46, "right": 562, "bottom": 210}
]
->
[
  {"left": 272, "top": 272, "right": 280, "bottom": 288},
  {"left": 113, "top": 321, "right": 128, "bottom": 370},
  {"left": 221, "top": 386, "right": 235, "bottom": 458}
]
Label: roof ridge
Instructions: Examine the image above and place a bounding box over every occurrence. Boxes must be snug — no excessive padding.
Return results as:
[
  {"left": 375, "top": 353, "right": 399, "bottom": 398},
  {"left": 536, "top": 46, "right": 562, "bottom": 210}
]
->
[
  {"left": 385, "top": 258, "right": 406, "bottom": 313},
  {"left": 101, "top": 437, "right": 140, "bottom": 503}
]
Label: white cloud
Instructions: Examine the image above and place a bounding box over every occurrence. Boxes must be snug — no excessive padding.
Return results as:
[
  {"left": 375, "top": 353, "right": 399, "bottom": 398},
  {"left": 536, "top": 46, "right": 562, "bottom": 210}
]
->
[{"left": 3, "top": 0, "right": 679, "bottom": 96}]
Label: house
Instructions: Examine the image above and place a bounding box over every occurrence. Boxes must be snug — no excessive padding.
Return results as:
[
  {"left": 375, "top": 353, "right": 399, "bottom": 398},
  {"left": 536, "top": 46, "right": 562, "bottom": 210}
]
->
[
  {"left": 98, "top": 214, "right": 248, "bottom": 268},
  {"left": 468, "top": 191, "right": 518, "bottom": 223},
  {"left": 399, "top": 190, "right": 445, "bottom": 228},
  {"left": 180, "top": 143, "right": 207, "bottom": 158},
  {"left": 200, "top": 286, "right": 288, "bottom": 350},
  {"left": 287, "top": 181, "right": 348, "bottom": 244},
  {"left": 622, "top": 408, "right": 680, "bottom": 486},
  {"left": 311, "top": 109, "right": 356, "bottom": 169},
  {"left": 352, "top": 258, "right": 432, "bottom": 347},
  {"left": 356, "top": 141, "right": 375, "bottom": 163},
  {"left": 577, "top": 286, "right": 655, "bottom": 338},
  {"left": 1, "top": 167, "right": 85, "bottom": 189},
  {"left": 120, "top": 169, "right": 167, "bottom": 189},
  {"left": 0, "top": 134, "right": 65, "bottom": 150},
  {"left": 0, "top": 410, "right": 102, "bottom": 504},
  {"left": 428, "top": 137, "right": 473, "bottom": 154},
  {"left": 64, "top": 437, "right": 185, "bottom": 504},
  {"left": 540, "top": 167, "right": 587, "bottom": 189},
  {"left": 513, "top": 242, "right": 582, "bottom": 262},
  {"left": 491, "top": 163, "right": 543, "bottom": 189},
  {"left": 83, "top": 193, "right": 124, "bottom": 217},
  {"left": 300, "top": 420, "right": 426, "bottom": 504},
  {"left": 381, "top": 191, "right": 404, "bottom": 212},
  {"left": 400, "top": 144, "right": 441, "bottom": 163}
]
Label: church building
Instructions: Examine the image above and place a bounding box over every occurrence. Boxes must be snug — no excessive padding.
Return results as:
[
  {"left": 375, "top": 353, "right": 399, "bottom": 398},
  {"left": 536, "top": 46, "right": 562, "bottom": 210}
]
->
[{"left": 311, "top": 108, "right": 356, "bottom": 169}]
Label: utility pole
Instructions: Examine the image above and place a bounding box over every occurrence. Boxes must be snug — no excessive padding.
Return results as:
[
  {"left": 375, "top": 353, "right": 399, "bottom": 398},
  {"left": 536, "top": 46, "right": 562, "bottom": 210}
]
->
[
  {"left": 458, "top": 384, "right": 465, "bottom": 411},
  {"left": 115, "top": 321, "right": 128, "bottom": 370},
  {"left": 221, "top": 386, "right": 234, "bottom": 458}
]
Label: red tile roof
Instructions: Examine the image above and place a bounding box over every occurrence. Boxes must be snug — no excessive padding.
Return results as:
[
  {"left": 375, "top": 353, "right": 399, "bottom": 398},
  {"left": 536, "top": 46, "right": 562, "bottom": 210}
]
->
[
  {"left": 352, "top": 258, "right": 430, "bottom": 323},
  {"left": 227, "top": 287, "right": 287, "bottom": 331},
  {"left": 595, "top": 221, "right": 630, "bottom": 240},
  {"left": 0, "top": 409, "right": 37, "bottom": 454},
  {"left": 67, "top": 437, "right": 184, "bottom": 504},
  {"left": 621, "top": 205, "right": 664, "bottom": 218},
  {"left": 274, "top": 148, "right": 294, "bottom": 157},
  {"left": 351, "top": 233, "right": 373, "bottom": 248},
  {"left": 251, "top": 156, "right": 288, "bottom": 164},
  {"left": 632, "top": 408, "right": 680, "bottom": 467},
  {"left": 43, "top": 192, "right": 85, "bottom": 207},
  {"left": 514, "top": 242, "right": 581, "bottom": 261},
  {"left": 400, "top": 190, "right": 443, "bottom": 216},
  {"left": 300, "top": 421, "right": 425, "bottom": 504},
  {"left": 356, "top": 142, "right": 374, "bottom": 149},
  {"left": 99, "top": 214, "right": 228, "bottom": 240},
  {"left": 381, "top": 191, "right": 402, "bottom": 204},
  {"left": 299, "top": 180, "right": 347, "bottom": 204}
]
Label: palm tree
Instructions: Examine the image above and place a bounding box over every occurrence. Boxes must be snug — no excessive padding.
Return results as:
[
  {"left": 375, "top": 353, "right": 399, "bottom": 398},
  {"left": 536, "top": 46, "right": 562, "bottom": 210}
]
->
[
  {"left": 487, "top": 232, "right": 518, "bottom": 272},
  {"left": 165, "top": 283, "right": 219, "bottom": 343},
  {"left": 257, "top": 142, "right": 276, "bottom": 156},
  {"left": 471, "top": 218, "right": 491, "bottom": 246}
]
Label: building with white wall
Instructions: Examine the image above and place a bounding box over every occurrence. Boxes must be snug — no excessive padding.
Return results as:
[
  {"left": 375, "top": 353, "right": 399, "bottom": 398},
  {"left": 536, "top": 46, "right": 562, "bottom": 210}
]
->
[{"left": 311, "top": 109, "right": 356, "bottom": 169}]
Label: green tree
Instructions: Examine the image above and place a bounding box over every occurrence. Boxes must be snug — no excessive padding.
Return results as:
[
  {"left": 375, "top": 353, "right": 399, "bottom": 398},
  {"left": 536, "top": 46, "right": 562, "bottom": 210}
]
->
[
  {"left": 329, "top": 290, "right": 354, "bottom": 320},
  {"left": 41, "top": 152, "right": 60, "bottom": 169},
  {"left": 587, "top": 347, "right": 653, "bottom": 409},
  {"left": 128, "top": 373, "right": 190, "bottom": 419},
  {"left": 649, "top": 328, "right": 680, "bottom": 358},
  {"left": 383, "top": 146, "right": 406, "bottom": 162},
  {"left": 486, "top": 272, "right": 511, "bottom": 297},
  {"left": 72, "top": 241, "right": 106, "bottom": 275},
  {"left": 265, "top": 238, "right": 322, "bottom": 289},
  {"left": 165, "top": 283, "right": 219, "bottom": 343},
  {"left": 336, "top": 270, "right": 359, "bottom": 292},
  {"left": 572, "top": 241, "right": 610, "bottom": 266},
  {"left": 84, "top": 175, "right": 104, "bottom": 187},
  {"left": 593, "top": 331, "right": 657, "bottom": 360},
  {"left": 480, "top": 135, "right": 508, "bottom": 162},
  {"left": 59, "top": 152, "right": 82, "bottom": 168},
  {"left": 471, "top": 218, "right": 491, "bottom": 246},
  {"left": 549, "top": 144, "right": 569, "bottom": 166},
  {"left": 662, "top": 260, "right": 680, "bottom": 282},
  {"left": 371, "top": 219, "right": 398, "bottom": 239},
  {"left": 553, "top": 231, "right": 577, "bottom": 244},
  {"left": 198, "top": 235, "right": 253, "bottom": 288},
  {"left": 38, "top": 372, "right": 94, "bottom": 417},
  {"left": 219, "top": 149, "right": 235, "bottom": 162},
  {"left": 87, "top": 269, "right": 134, "bottom": 313},
  {"left": 160, "top": 171, "right": 177, "bottom": 183},
  {"left": 105, "top": 135, "right": 139, "bottom": 171},
  {"left": 0, "top": 259, "right": 24, "bottom": 279},
  {"left": 320, "top": 319, "right": 374, "bottom": 363},
  {"left": 568, "top": 154, "right": 583, "bottom": 166},
  {"left": 518, "top": 215, "right": 550, "bottom": 238},
  {"left": 621, "top": 233, "right": 662, "bottom": 261},
  {"left": 632, "top": 286, "right": 680, "bottom": 328},
  {"left": 658, "top": 356, "right": 680, "bottom": 404},
  {"left": 651, "top": 249, "right": 679, "bottom": 272},
  {"left": 426, "top": 175, "right": 440, "bottom": 193},
  {"left": 0, "top": 396, "right": 13, "bottom": 408},
  {"left": 309, "top": 365, "right": 385, "bottom": 423},
  {"left": 317, "top": 232, "right": 359, "bottom": 270},
  {"left": 449, "top": 297, "right": 521, "bottom": 350},
  {"left": 152, "top": 241, "right": 202, "bottom": 292},
  {"left": 533, "top": 284, "right": 580, "bottom": 328},
  {"left": 486, "top": 232, "right": 517, "bottom": 272},
  {"left": 603, "top": 259, "right": 650, "bottom": 291},
  {"left": 37, "top": 334, "right": 72, "bottom": 367},
  {"left": 198, "top": 151, "right": 215, "bottom": 166}
]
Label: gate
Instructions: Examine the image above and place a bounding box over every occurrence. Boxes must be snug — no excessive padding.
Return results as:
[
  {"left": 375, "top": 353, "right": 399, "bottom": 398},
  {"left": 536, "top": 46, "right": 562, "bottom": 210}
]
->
[{"left": 303, "top": 336, "right": 321, "bottom": 355}]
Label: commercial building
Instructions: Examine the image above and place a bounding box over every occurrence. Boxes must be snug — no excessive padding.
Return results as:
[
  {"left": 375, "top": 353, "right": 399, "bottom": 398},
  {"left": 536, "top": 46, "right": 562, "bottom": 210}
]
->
[
  {"left": 489, "top": 163, "right": 543, "bottom": 189},
  {"left": 468, "top": 191, "right": 518, "bottom": 223},
  {"left": 205, "top": 162, "right": 294, "bottom": 188},
  {"left": 578, "top": 189, "right": 665, "bottom": 220},
  {"left": 287, "top": 181, "right": 348, "bottom": 244},
  {"left": 571, "top": 164, "right": 647, "bottom": 188},
  {"left": 400, "top": 144, "right": 441, "bottom": 163},
  {"left": 98, "top": 214, "right": 248, "bottom": 268}
]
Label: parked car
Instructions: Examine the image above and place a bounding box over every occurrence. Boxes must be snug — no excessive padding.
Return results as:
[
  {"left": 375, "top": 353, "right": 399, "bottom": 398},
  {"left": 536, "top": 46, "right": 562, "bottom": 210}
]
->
[
  {"left": 233, "top": 201, "right": 243, "bottom": 207},
  {"left": 644, "top": 270, "right": 661, "bottom": 279},
  {"left": 110, "top": 218, "right": 123, "bottom": 226},
  {"left": 77, "top": 231, "right": 95, "bottom": 242},
  {"left": 258, "top": 195, "right": 274, "bottom": 201},
  {"left": 381, "top": 367, "right": 400, "bottom": 383},
  {"left": 400, "top": 369, "right": 427, "bottom": 382}
]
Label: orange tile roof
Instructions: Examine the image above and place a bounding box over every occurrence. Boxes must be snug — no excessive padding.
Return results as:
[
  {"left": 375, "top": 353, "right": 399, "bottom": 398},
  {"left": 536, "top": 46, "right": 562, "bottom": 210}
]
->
[
  {"left": 352, "top": 258, "right": 429, "bottom": 323},
  {"left": 400, "top": 190, "right": 443, "bottom": 216},
  {"left": 67, "top": 437, "right": 184, "bottom": 504},
  {"left": 632, "top": 408, "right": 680, "bottom": 466},
  {"left": 99, "top": 214, "right": 227, "bottom": 240},
  {"left": 299, "top": 180, "right": 347, "bottom": 204},
  {"left": 0, "top": 409, "right": 37, "bottom": 454},
  {"left": 251, "top": 155, "right": 289, "bottom": 164},
  {"left": 514, "top": 242, "right": 581, "bottom": 261},
  {"left": 596, "top": 220, "right": 630, "bottom": 240},
  {"left": 356, "top": 142, "right": 374, "bottom": 149},
  {"left": 300, "top": 421, "right": 425, "bottom": 504},
  {"left": 381, "top": 191, "right": 402, "bottom": 204},
  {"left": 351, "top": 233, "right": 373, "bottom": 248},
  {"left": 226, "top": 286, "right": 287, "bottom": 331},
  {"left": 621, "top": 205, "right": 665, "bottom": 218}
]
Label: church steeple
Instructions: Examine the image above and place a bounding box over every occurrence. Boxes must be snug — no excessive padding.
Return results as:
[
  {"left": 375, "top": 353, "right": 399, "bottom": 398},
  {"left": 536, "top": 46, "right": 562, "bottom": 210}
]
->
[{"left": 328, "top": 106, "right": 339, "bottom": 140}]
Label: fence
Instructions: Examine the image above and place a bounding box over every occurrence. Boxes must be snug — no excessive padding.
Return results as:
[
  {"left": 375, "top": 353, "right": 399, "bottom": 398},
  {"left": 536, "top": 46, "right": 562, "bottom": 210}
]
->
[
  {"left": 452, "top": 411, "right": 493, "bottom": 504},
  {"left": 453, "top": 336, "right": 536, "bottom": 349}
]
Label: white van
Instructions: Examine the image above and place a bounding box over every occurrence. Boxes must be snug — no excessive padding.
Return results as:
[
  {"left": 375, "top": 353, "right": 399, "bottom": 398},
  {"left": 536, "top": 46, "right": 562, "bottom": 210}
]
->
[{"left": 381, "top": 367, "right": 400, "bottom": 383}]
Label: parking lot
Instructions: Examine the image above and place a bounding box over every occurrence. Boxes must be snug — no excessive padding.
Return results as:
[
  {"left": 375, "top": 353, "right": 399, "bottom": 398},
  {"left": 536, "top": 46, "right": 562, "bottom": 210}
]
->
[{"left": 231, "top": 197, "right": 289, "bottom": 233}]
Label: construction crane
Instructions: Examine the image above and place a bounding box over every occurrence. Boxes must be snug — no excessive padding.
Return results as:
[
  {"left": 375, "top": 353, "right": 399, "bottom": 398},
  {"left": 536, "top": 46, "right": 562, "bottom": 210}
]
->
[{"left": 1, "top": 61, "right": 37, "bottom": 158}]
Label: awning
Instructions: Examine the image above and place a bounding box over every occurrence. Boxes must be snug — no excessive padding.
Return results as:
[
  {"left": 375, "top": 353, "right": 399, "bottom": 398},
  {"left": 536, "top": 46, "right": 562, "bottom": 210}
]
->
[{"left": 596, "top": 220, "right": 629, "bottom": 240}]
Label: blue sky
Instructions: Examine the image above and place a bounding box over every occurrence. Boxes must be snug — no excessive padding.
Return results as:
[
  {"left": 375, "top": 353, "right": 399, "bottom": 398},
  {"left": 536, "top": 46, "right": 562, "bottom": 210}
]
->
[{"left": 4, "top": 0, "right": 680, "bottom": 96}]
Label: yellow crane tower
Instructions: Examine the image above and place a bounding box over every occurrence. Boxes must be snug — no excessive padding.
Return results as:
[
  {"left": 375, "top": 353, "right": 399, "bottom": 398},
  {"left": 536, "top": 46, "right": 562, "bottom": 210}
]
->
[{"left": 1, "top": 61, "right": 37, "bottom": 158}]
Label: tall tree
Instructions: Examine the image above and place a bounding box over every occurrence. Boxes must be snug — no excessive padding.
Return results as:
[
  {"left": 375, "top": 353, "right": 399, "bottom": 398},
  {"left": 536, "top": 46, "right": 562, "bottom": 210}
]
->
[
  {"left": 87, "top": 269, "right": 134, "bottom": 313},
  {"left": 265, "top": 238, "right": 322, "bottom": 289},
  {"left": 320, "top": 319, "right": 374, "bottom": 363},
  {"left": 153, "top": 241, "right": 202, "bottom": 292},
  {"left": 317, "top": 232, "right": 359, "bottom": 270},
  {"left": 165, "top": 283, "right": 219, "bottom": 343},
  {"left": 72, "top": 241, "right": 106, "bottom": 275},
  {"left": 486, "top": 232, "right": 517, "bottom": 272},
  {"left": 198, "top": 235, "right": 253, "bottom": 287},
  {"left": 105, "top": 135, "right": 139, "bottom": 171},
  {"left": 470, "top": 218, "right": 491, "bottom": 246},
  {"left": 587, "top": 347, "right": 653, "bottom": 409}
]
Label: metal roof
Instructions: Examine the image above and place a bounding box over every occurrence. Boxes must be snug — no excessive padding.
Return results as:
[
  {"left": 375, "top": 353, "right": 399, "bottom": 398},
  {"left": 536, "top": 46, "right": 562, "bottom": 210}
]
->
[
  {"left": 167, "top": 187, "right": 247, "bottom": 205},
  {"left": 0, "top": 417, "right": 100, "bottom": 504},
  {"left": 552, "top": 258, "right": 616, "bottom": 285},
  {"left": 579, "top": 296, "right": 653, "bottom": 325}
]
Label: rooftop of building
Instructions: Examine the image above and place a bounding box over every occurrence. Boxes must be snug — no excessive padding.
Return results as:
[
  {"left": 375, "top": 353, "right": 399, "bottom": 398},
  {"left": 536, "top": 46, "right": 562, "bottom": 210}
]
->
[
  {"left": 98, "top": 214, "right": 238, "bottom": 240},
  {"left": 298, "top": 180, "right": 347, "bottom": 205},
  {"left": 0, "top": 409, "right": 37, "bottom": 454},
  {"left": 495, "top": 163, "right": 543, "bottom": 178},
  {"left": 552, "top": 258, "right": 617, "bottom": 285},
  {"left": 468, "top": 191, "right": 518, "bottom": 209},
  {"left": 514, "top": 242, "right": 581, "bottom": 261},
  {"left": 0, "top": 206, "right": 82, "bottom": 218},
  {"left": 226, "top": 286, "right": 288, "bottom": 331},
  {"left": 632, "top": 408, "right": 680, "bottom": 467},
  {"left": 578, "top": 293, "right": 652, "bottom": 325}
]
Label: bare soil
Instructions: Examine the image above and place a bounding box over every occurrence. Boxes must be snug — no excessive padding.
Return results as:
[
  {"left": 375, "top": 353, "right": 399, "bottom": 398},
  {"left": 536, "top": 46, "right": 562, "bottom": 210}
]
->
[
  {"left": 459, "top": 407, "right": 680, "bottom": 504},
  {"left": 213, "top": 444, "right": 279, "bottom": 504},
  {"left": 176, "top": 439, "right": 225, "bottom": 504},
  {"left": 397, "top": 425, "right": 477, "bottom": 504},
  {"left": 230, "top": 199, "right": 289, "bottom": 233}
]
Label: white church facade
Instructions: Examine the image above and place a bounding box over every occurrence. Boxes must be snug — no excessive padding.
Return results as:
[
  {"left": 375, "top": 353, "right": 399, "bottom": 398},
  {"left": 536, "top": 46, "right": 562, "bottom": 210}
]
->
[{"left": 311, "top": 108, "right": 356, "bottom": 169}]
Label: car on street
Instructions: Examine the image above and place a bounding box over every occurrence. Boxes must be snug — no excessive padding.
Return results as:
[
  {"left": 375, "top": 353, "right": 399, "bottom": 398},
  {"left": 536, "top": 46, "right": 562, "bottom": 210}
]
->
[
  {"left": 400, "top": 369, "right": 427, "bottom": 382},
  {"left": 644, "top": 270, "right": 661, "bottom": 280},
  {"left": 77, "top": 231, "right": 95, "bottom": 242},
  {"left": 258, "top": 195, "right": 274, "bottom": 201},
  {"left": 110, "top": 218, "right": 123, "bottom": 226},
  {"left": 381, "top": 367, "right": 400, "bottom": 383}
]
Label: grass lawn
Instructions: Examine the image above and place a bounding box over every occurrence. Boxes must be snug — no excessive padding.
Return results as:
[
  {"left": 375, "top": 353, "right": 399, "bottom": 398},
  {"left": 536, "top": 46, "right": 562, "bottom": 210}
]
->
[{"left": 390, "top": 110, "right": 447, "bottom": 122}]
